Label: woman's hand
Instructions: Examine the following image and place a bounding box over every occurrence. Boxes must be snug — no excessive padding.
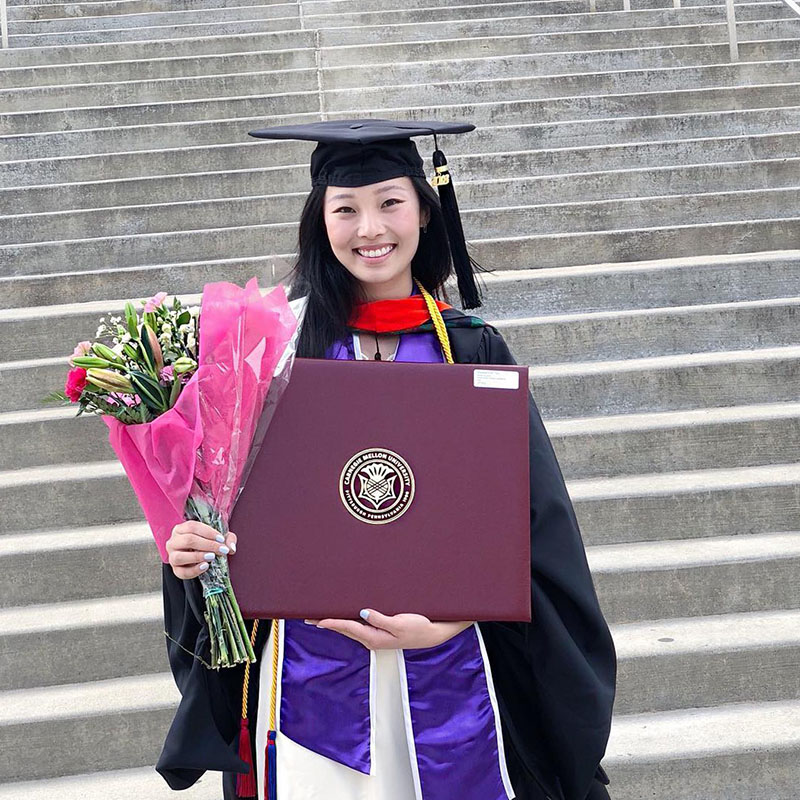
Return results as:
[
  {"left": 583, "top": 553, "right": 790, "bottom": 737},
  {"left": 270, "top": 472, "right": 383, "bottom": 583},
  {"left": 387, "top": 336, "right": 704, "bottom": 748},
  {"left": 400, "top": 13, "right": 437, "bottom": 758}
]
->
[
  {"left": 304, "top": 609, "right": 473, "bottom": 650},
  {"left": 166, "top": 520, "right": 237, "bottom": 580}
]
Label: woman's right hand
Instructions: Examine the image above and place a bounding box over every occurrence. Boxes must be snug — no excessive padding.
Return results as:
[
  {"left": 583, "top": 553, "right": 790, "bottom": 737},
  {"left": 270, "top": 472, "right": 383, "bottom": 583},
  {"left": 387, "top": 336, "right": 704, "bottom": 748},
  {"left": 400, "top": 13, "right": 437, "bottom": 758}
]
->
[{"left": 166, "top": 521, "right": 237, "bottom": 580}]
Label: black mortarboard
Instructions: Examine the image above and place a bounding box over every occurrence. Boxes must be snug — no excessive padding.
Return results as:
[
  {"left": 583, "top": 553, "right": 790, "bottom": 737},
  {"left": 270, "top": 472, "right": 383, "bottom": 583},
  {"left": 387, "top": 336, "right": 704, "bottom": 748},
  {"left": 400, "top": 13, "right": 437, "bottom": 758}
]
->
[{"left": 248, "top": 119, "right": 482, "bottom": 309}]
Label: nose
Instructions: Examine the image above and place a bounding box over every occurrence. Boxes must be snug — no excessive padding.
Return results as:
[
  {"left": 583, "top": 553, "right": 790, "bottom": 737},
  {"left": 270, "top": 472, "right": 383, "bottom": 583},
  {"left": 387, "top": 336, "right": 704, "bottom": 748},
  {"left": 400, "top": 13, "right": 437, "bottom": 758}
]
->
[{"left": 356, "top": 207, "right": 386, "bottom": 240}]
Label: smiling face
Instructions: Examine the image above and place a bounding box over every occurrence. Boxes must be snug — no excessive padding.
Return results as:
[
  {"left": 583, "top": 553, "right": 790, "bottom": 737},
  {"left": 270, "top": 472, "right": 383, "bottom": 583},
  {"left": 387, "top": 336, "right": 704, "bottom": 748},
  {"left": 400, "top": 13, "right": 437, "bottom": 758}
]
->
[{"left": 323, "top": 177, "right": 429, "bottom": 301}]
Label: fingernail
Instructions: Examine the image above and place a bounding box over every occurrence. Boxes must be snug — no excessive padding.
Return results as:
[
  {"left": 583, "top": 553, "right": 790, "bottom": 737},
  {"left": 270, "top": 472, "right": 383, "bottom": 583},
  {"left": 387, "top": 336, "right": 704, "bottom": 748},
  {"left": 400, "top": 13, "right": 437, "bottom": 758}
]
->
[
  {"left": 229, "top": 541, "right": 237, "bottom": 553},
  {"left": 199, "top": 562, "right": 209, "bottom": 572},
  {"left": 304, "top": 620, "right": 314, "bottom": 625},
  {"left": 219, "top": 545, "right": 230, "bottom": 555},
  {"left": 215, "top": 533, "right": 225, "bottom": 544},
  {"left": 204, "top": 552, "right": 215, "bottom": 561},
  {"left": 359, "top": 609, "right": 369, "bottom": 620}
]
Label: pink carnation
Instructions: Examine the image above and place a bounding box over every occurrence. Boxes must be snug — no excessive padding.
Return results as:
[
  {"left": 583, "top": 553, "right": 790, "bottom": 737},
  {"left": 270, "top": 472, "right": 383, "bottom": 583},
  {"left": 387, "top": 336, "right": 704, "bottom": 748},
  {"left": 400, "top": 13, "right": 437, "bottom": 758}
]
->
[
  {"left": 159, "top": 365, "right": 174, "bottom": 384},
  {"left": 64, "top": 368, "right": 87, "bottom": 403},
  {"left": 143, "top": 291, "right": 168, "bottom": 314}
]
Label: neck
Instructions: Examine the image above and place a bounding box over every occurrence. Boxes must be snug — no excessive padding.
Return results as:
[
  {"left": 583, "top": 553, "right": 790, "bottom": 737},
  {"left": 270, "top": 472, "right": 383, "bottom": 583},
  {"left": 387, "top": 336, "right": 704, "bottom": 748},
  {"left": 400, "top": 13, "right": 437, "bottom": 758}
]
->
[{"left": 359, "top": 270, "right": 414, "bottom": 302}]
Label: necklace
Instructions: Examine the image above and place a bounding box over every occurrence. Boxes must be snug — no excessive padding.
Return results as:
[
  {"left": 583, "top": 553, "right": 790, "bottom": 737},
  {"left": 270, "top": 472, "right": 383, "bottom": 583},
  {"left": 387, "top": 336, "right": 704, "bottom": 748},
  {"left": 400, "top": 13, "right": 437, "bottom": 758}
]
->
[{"left": 374, "top": 331, "right": 382, "bottom": 361}]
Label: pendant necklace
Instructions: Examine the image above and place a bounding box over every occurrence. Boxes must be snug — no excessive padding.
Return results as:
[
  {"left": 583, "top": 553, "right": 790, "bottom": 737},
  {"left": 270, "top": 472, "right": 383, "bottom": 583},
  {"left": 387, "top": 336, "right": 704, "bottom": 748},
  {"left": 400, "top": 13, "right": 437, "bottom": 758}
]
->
[{"left": 374, "top": 332, "right": 382, "bottom": 361}]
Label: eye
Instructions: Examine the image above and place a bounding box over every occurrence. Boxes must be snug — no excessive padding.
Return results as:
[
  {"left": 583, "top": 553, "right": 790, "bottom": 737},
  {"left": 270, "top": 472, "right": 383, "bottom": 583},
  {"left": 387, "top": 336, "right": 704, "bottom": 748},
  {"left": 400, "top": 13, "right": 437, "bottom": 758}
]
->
[
  {"left": 332, "top": 206, "right": 355, "bottom": 214},
  {"left": 382, "top": 198, "right": 403, "bottom": 208}
]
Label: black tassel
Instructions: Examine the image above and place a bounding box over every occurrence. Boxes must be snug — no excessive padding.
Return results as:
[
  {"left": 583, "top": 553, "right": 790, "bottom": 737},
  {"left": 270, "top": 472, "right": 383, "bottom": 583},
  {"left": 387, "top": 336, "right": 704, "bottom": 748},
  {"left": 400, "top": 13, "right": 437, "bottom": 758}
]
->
[{"left": 432, "top": 149, "right": 482, "bottom": 310}]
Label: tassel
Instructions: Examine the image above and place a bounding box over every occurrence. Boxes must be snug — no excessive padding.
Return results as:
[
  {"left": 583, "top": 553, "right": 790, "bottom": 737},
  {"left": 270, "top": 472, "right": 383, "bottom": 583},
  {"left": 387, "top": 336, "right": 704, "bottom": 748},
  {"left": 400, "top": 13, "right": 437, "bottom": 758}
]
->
[
  {"left": 432, "top": 148, "right": 482, "bottom": 310},
  {"left": 265, "top": 730, "right": 277, "bottom": 800},
  {"left": 236, "top": 717, "right": 257, "bottom": 798}
]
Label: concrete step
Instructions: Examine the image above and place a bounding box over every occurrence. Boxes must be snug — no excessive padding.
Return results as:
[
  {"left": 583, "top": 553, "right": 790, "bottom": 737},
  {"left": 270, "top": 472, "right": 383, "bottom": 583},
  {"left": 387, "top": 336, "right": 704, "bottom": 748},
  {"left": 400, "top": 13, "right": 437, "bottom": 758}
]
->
[
  {"left": 591, "top": 530, "right": 800, "bottom": 619},
  {"left": 0, "top": 460, "right": 140, "bottom": 532},
  {"left": 476, "top": 251, "right": 800, "bottom": 318},
  {"left": 8, "top": 1, "right": 299, "bottom": 32},
  {"left": 3, "top": 249, "right": 797, "bottom": 351},
  {"left": 0, "top": 523, "right": 159, "bottom": 606},
  {"left": 314, "top": 4, "right": 795, "bottom": 47},
  {"left": 497, "top": 296, "right": 800, "bottom": 365},
  {"left": 5, "top": 150, "right": 798, "bottom": 218},
  {"left": 0, "top": 593, "right": 165, "bottom": 690},
  {"left": 325, "top": 43, "right": 800, "bottom": 91},
  {"left": 0, "top": 65, "right": 323, "bottom": 114},
  {"left": 0, "top": 765, "right": 221, "bottom": 800},
  {"left": 0, "top": 28, "right": 314, "bottom": 69},
  {"left": 4, "top": 32, "right": 798, "bottom": 93},
  {"left": 5, "top": 95, "right": 800, "bottom": 166},
  {"left": 0, "top": 672, "right": 178, "bottom": 781},
  {"left": 325, "top": 59, "right": 800, "bottom": 112},
  {"left": 6, "top": 0, "right": 483, "bottom": 20},
  {"left": 0, "top": 16, "right": 792, "bottom": 72},
  {"left": 612, "top": 607, "right": 800, "bottom": 712},
  {"left": 549, "top": 401, "right": 800, "bottom": 478},
  {"left": 5, "top": 125, "right": 800, "bottom": 194},
  {"left": 7, "top": 12, "right": 303, "bottom": 46},
  {"left": 5, "top": 58, "right": 800, "bottom": 135},
  {"left": 3, "top": 217, "right": 799, "bottom": 311},
  {"left": 5, "top": 3, "right": 789, "bottom": 48},
  {"left": 572, "top": 460, "right": 800, "bottom": 544},
  {"left": 318, "top": 20, "right": 800, "bottom": 68},
  {"left": 0, "top": 44, "right": 317, "bottom": 90},
  {"left": 605, "top": 699, "right": 800, "bottom": 799},
  {"left": 4, "top": 186, "right": 800, "bottom": 275}
]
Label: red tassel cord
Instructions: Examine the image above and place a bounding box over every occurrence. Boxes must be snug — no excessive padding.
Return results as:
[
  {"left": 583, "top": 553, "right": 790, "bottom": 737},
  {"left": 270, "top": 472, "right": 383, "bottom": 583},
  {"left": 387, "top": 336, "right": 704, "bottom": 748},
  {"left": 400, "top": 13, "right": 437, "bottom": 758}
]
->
[
  {"left": 236, "top": 717, "right": 257, "bottom": 798},
  {"left": 265, "top": 730, "right": 277, "bottom": 800},
  {"left": 237, "top": 619, "right": 260, "bottom": 799}
]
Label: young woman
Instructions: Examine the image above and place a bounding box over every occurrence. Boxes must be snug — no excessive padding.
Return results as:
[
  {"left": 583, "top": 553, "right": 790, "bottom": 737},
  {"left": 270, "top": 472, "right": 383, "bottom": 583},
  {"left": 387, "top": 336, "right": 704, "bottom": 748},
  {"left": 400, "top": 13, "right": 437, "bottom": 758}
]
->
[{"left": 159, "top": 120, "right": 616, "bottom": 800}]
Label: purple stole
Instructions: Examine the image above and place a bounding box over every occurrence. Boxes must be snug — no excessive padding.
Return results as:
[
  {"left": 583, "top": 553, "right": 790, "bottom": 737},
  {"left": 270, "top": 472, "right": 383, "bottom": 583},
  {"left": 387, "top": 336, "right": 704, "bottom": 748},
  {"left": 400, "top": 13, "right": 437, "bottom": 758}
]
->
[{"left": 277, "top": 330, "right": 514, "bottom": 800}]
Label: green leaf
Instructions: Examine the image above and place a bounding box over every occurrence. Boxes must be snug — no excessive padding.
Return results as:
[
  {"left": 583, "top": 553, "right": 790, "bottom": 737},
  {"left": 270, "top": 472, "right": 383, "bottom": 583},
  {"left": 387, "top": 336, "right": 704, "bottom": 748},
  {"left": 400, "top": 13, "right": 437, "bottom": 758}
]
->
[
  {"left": 176, "top": 311, "right": 190, "bottom": 326},
  {"left": 129, "top": 369, "right": 168, "bottom": 414},
  {"left": 138, "top": 325, "right": 157, "bottom": 374}
]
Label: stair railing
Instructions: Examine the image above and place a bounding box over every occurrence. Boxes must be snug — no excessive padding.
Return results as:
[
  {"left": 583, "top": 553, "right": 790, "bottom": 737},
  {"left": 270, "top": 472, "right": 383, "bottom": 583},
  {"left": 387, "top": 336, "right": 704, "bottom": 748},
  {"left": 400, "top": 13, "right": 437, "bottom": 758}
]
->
[{"left": 1, "top": 0, "right": 8, "bottom": 49}]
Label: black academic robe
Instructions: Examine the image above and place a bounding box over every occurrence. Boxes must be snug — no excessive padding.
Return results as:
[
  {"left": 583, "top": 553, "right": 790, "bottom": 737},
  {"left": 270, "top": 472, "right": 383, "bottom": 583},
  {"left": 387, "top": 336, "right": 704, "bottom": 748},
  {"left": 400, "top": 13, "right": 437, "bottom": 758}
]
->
[{"left": 157, "top": 311, "right": 617, "bottom": 800}]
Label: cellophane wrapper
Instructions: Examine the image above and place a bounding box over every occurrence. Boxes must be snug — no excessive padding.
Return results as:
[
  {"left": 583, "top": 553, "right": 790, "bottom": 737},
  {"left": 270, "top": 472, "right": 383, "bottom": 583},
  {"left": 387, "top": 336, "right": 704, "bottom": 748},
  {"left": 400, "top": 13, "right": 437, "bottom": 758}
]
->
[{"left": 105, "top": 279, "right": 298, "bottom": 668}]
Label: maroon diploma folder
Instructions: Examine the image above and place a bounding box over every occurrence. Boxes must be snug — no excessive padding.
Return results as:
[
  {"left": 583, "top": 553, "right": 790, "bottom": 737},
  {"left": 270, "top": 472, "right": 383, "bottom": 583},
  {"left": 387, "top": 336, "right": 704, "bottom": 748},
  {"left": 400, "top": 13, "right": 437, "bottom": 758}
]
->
[{"left": 229, "top": 358, "right": 531, "bottom": 622}]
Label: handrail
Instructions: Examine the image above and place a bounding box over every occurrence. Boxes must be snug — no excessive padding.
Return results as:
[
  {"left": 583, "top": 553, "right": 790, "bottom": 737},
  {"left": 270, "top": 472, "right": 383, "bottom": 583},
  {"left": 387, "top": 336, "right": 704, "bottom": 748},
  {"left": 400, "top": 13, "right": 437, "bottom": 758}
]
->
[
  {"left": 780, "top": 0, "right": 800, "bottom": 16},
  {"left": 1, "top": 0, "right": 8, "bottom": 49}
]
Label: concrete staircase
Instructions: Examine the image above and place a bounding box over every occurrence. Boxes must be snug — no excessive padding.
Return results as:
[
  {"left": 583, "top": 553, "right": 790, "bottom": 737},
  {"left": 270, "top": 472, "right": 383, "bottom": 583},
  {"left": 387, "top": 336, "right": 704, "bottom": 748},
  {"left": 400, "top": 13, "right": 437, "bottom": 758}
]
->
[{"left": 1, "top": 0, "right": 799, "bottom": 797}]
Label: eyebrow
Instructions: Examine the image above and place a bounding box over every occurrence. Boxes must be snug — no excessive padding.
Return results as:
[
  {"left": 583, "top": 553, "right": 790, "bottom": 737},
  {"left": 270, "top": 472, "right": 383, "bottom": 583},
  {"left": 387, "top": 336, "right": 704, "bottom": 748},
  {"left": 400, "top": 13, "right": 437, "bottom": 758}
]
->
[{"left": 326, "top": 184, "right": 408, "bottom": 203}]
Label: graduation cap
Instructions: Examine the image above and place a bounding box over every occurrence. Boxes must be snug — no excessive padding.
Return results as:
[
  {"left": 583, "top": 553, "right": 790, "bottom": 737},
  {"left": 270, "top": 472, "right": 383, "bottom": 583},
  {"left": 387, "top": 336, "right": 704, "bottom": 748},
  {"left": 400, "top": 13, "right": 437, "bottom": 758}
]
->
[{"left": 249, "top": 119, "right": 482, "bottom": 309}]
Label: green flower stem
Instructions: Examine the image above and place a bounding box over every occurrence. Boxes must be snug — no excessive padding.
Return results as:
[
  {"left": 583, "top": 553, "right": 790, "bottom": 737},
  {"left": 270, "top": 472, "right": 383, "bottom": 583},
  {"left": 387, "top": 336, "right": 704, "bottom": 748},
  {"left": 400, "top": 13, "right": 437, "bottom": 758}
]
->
[{"left": 186, "top": 492, "right": 254, "bottom": 669}]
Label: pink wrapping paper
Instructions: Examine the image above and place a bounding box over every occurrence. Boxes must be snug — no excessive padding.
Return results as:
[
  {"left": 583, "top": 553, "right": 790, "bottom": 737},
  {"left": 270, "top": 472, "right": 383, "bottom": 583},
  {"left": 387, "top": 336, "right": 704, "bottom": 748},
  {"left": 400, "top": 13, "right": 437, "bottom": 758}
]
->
[{"left": 104, "top": 279, "right": 297, "bottom": 562}]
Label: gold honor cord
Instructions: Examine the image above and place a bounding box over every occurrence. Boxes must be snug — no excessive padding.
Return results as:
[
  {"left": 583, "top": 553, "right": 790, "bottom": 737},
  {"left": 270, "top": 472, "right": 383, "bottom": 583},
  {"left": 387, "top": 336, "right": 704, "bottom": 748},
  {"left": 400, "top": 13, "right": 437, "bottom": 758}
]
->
[{"left": 414, "top": 279, "right": 455, "bottom": 365}]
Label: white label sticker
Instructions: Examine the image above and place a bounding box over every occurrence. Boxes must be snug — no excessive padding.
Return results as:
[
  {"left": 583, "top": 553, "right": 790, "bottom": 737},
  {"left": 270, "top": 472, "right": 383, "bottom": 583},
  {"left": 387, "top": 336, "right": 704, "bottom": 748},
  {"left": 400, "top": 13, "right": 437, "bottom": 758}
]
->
[{"left": 473, "top": 369, "right": 520, "bottom": 390}]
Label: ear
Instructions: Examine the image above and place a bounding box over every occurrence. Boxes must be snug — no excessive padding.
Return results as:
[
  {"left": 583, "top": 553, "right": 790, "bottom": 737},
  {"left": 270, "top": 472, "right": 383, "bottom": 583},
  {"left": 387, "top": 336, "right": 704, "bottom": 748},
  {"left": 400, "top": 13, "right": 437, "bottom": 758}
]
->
[{"left": 419, "top": 206, "right": 431, "bottom": 228}]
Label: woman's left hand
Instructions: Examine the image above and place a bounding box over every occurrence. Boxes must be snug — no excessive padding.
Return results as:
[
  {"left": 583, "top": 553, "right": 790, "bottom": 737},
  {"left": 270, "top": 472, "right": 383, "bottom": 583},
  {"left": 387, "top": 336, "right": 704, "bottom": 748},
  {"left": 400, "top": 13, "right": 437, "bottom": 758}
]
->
[{"left": 304, "top": 609, "right": 473, "bottom": 650}]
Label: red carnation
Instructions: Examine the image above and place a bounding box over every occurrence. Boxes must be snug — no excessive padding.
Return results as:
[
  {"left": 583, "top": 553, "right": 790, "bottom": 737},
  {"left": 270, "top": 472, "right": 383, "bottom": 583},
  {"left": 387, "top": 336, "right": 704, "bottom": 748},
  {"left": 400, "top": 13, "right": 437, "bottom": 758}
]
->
[{"left": 64, "top": 367, "right": 88, "bottom": 403}]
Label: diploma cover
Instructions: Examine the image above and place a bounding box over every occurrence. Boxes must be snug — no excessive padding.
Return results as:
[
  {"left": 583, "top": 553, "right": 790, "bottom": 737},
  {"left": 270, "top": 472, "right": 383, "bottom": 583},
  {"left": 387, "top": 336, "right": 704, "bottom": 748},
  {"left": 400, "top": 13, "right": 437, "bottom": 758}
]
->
[{"left": 229, "top": 358, "right": 531, "bottom": 621}]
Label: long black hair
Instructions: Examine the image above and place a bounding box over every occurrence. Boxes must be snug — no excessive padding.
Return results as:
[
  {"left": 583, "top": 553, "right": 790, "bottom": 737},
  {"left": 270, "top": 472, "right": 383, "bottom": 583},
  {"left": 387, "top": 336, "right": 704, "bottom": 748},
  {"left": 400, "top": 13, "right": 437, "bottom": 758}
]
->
[{"left": 288, "top": 176, "right": 472, "bottom": 359}]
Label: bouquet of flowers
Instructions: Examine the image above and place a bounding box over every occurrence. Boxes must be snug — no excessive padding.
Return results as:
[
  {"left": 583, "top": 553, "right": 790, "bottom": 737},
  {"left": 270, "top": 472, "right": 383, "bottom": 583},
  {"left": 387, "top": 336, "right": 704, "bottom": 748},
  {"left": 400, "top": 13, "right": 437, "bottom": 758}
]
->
[{"left": 51, "top": 279, "right": 298, "bottom": 668}]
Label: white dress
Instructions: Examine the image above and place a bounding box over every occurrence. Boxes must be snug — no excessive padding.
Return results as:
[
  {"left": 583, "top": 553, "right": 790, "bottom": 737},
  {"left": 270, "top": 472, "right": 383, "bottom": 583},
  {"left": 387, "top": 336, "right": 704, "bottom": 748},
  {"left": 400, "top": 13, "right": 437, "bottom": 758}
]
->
[{"left": 255, "top": 624, "right": 417, "bottom": 800}]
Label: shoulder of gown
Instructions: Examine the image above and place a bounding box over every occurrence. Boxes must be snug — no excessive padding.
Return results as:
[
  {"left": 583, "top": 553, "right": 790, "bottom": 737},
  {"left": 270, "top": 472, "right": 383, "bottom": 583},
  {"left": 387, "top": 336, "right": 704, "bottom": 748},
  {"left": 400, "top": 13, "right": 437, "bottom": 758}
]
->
[{"left": 448, "top": 321, "right": 617, "bottom": 800}]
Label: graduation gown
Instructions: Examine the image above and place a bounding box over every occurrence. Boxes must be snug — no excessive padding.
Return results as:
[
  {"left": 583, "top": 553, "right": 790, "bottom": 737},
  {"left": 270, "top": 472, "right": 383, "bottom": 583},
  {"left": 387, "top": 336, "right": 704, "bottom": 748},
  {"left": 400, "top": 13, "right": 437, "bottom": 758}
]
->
[{"left": 157, "top": 309, "right": 617, "bottom": 800}]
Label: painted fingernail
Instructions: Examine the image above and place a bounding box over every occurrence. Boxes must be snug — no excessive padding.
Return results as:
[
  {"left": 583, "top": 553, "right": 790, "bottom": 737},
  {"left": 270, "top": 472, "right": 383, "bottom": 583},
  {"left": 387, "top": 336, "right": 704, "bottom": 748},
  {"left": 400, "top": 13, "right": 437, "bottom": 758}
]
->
[
  {"left": 359, "top": 609, "right": 370, "bottom": 620},
  {"left": 204, "top": 552, "right": 215, "bottom": 561},
  {"left": 219, "top": 545, "right": 230, "bottom": 555},
  {"left": 215, "top": 533, "right": 225, "bottom": 544},
  {"left": 198, "top": 562, "right": 209, "bottom": 572},
  {"left": 229, "top": 541, "right": 237, "bottom": 553}
]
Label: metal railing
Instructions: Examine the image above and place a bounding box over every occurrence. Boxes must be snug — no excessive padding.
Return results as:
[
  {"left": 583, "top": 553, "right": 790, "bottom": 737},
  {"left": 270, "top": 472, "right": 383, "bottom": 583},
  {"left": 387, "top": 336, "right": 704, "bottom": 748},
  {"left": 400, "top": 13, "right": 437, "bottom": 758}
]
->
[{"left": 1, "top": 0, "right": 8, "bottom": 49}]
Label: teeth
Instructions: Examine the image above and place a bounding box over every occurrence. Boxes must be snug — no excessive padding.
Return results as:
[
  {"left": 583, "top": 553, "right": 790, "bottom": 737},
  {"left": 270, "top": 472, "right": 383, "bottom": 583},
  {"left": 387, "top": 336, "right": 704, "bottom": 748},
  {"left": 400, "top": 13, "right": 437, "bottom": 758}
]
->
[{"left": 357, "top": 245, "right": 394, "bottom": 258}]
